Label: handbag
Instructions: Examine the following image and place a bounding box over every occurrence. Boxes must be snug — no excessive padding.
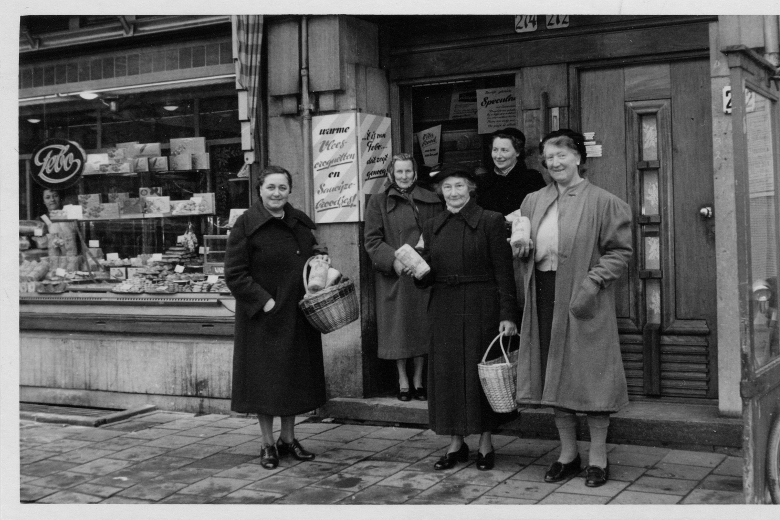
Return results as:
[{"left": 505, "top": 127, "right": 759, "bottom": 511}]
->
[{"left": 478, "top": 332, "right": 519, "bottom": 413}]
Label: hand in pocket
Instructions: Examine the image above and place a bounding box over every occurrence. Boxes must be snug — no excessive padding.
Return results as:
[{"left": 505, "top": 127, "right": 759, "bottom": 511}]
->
[{"left": 570, "top": 278, "right": 599, "bottom": 320}]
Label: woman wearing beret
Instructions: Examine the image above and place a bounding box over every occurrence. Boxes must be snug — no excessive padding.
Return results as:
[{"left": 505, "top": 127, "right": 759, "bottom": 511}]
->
[
  {"left": 364, "top": 153, "right": 443, "bottom": 401},
  {"left": 225, "top": 165, "right": 328, "bottom": 470},
  {"left": 413, "top": 167, "right": 519, "bottom": 471},
  {"left": 513, "top": 129, "right": 633, "bottom": 487}
]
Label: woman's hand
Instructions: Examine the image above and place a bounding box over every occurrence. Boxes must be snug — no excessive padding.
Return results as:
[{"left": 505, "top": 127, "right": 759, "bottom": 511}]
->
[
  {"left": 393, "top": 258, "right": 414, "bottom": 277},
  {"left": 510, "top": 237, "right": 533, "bottom": 259},
  {"left": 499, "top": 320, "right": 517, "bottom": 336},
  {"left": 313, "top": 254, "right": 330, "bottom": 264},
  {"left": 263, "top": 298, "right": 276, "bottom": 313}
]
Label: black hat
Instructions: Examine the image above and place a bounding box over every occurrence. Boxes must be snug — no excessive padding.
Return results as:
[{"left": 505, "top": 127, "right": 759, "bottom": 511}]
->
[
  {"left": 430, "top": 165, "right": 476, "bottom": 184},
  {"left": 539, "top": 129, "right": 587, "bottom": 163},
  {"left": 491, "top": 127, "right": 526, "bottom": 144}
]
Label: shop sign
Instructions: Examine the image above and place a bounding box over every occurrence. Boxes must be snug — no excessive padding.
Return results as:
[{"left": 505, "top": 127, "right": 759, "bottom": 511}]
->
[
  {"left": 477, "top": 87, "right": 519, "bottom": 134},
  {"left": 416, "top": 125, "right": 441, "bottom": 167},
  {"left": 29, "top": 138, "right": 87, "bottom": 190}
]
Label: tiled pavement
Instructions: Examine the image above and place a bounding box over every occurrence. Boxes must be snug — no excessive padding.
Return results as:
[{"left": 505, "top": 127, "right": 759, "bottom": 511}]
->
[{"left": 18, "top": 411, "right": 745, "bottom": 505}]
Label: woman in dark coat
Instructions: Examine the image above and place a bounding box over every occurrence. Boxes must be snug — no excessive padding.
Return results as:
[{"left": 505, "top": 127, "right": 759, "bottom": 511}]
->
[
  {"left": 225, "top": 165, "right": 328, "bottom": 470},
  {"left": 514, "top": 130, "right": 633, "bottom": 487},
  {"left": 414, "top": 167, "right": 519, "bottom": 472},
  {"left": 364, "top": 153, "right": 443, "bottom": 401}
]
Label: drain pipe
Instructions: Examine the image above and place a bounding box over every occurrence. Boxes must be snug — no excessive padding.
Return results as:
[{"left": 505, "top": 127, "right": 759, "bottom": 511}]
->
[
  {"left": 764, "top": 15, "right": 779, "bottom": 67},
  {"left": 300, "top": 15, "right": 314, "bottom": 218}
]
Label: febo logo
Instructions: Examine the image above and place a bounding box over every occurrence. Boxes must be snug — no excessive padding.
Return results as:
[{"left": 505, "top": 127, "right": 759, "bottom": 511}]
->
[{"left": 30, "top": 138, "right": 86, "bottom": 190}]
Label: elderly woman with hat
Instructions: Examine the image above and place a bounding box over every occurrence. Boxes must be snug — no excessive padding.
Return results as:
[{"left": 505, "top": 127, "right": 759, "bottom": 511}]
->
[
  {"left": 513, "top": 129, "right": 633, "bottom": 487},
  {"left": 364, "top": 153, "right": 443, "bottom": 401},
  {"left": 476, "top": 127, "right": 547, "bottom": 217},
  {"left": 411, "top": 166, "right": 519, "bottom": 471}
]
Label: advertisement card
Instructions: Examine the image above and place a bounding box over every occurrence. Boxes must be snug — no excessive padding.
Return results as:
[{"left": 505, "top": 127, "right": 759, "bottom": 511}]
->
[
  {"left": 415, "top": 125, "right": 441, "bottom": 167},
  {"left": 476, "top": 87, "right": 519, "bottom": 134}
]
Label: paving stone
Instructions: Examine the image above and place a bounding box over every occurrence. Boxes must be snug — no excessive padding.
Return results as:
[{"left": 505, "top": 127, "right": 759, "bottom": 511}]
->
[
  {"left": 152, "top": 419, "right": 209, "bottom": 430},
  {"left": 28, "top": 470, "right": 95, "bottom": 490},
  {"left": 127, "top": 455, "right": 193, "bottom": 472},
  {"left": 166, "top": 443, "right": 227, "bottom": 459},
  {"left": 149, "top": 466, "right": 222, "bottom": 485},
  {"left": 175, "top": 426, "right": 230, "bottom": 439},
  {"left": 101, "top": 421, "right": 158, "bottom": 433},
  {"left": 442, "top": 466, "right": 514, "bottom": 486},
  {"left": 659, "top": 449, "right": 725, "bottom": 468},
  {"left": 645, "top": 462, "right": 713, "bottom": 481},
  {"left": 158, "top": 493, "right": 213, "bottom": 503},
  {"left": 222, "top": 441, "right": 266, "bottom": 456},
  {"left": 275, "top": 461, "right": 348, "bottom": 480},
  {"left": 87, "top": 468, "right": 162, "bottom": 489},
  {"left": 69, "top": 482, "right": 124, "bottom": 499},
  {"left": 122, "top": 428, "right": 176, "bottom": 440},
  {"left": 609, "top": 490, "right": 682, "bottom": 504},
  {"left": 697, "top": 474, "right": 743, "bottom": 493},
  {"left": 21, "top": 459, "right": 80, "bottom": 477},
  {"left": 50, "top": 448, "right": 116, "bottom": 464},
  {"left": 402, "top": 437, "right": 454, "bottom": 450},
  {"left": 20, "top": 449, "right": 55, "bottom": 464},
  {"left": 312, "top": 472, "right": 385, "bottom": 492},
  {"left": 485, "top": 479, "right": 559, "bottom": 501},
  {"left": 276, "top": 439, "right": 341, "bottom": 456},
  {"left": 555, "top": 476, "right": 630, "bottom": 497},
  {"left": 538, "top": 491, "right": 610, "bottom": 504},
  {"left": 132, "top": 412, "right": 192, "bottom": 423},
  {"left": 533, "top": 450, "right": 565, "bottom": 466},
  {"left": 364, "top": 427, "right": 424, "bottom": 440},
  {"left": 67, "top": 458, "right": 134, "bottom": 476},
  {"left": 627, "top": 475, "right": 699, "bottom": 495},
  {"left": 185, "top": 453, "right": 256, "bottom": 470},
  {"left": 680, "top": 489, "right": 745, "bottom": 504},
  {"left": 607, "top": 450, "right": 668, "bottom": 468},
  {"left": 712, "top": 456, "right": 742, "bottom": 477},
  {"left": 609, "top": 444, "right": 671, "bottom": 458},
  {"left": 606, "top": 464, "right": 647, "bottom": 482},
  {"left": 244, "top": 454, "right": 302, "bottom": 471},
  {"left": 379, "top": 469, "right": 448, "bottom": 490},
  {"left": 469, "top": 495, "right": 537, "bottom": 505},
  {"left": 142, "top": 434, "right": 201, "bottom": 449},
  {"left": 342, "top": 437, "right": 402, "bottom": 452},
  {"left": 37, "top": 490, "right": 103, "bottom": 503},
  {"left": 177, "top": 476, "right": 253, "bottom": 498},
  {"left": 63, "top": 429, "right": 126, "bottom": 442},
  {"left": 90, "top": 437, "right": 148, "bottom": 451},
  {"left": 415, "top": 481, "right": 492, "bottom": 503},
  {"left": 196, "top": 433, "right": 257, "bottom": 447},
  {"left": 403, "top": 456, "right": 472, "bottom": 473},
  {"left": 245, "top": 476, "right": 320, "bottom": 494},
  {"left": 308, "top": 426, "right": 371, "bottom": 443},
  {"left": 118, "top": 480, "right": 189, "bottom": 501},
  {"left": 189, "top": 414, "right": 232, "bottom": 422},
  {"left": 340, "top": 460, "right": 410, "bottom": 477},
  {"left": 206, "top": 417, "right": 258, "bottom": 429},
  {"left": 20, "top": 484, "right": 58, "bottom": 502},
  {"left": 339, "top": 484, "right": 421, "bottom": 504},
  {"left": 275, "top": 486, "right": 353, "bottom": 504},
  {"left": 104, "top": 445, "right": 170, "bottom": 462},
  {"left": 483, "top": 454, "right": 534, "bottom": 473},
  {"left": 312, "top": 448, "right": 370, "bottom": 465},
  {"left": 338, "top": 424, "right": 384, "bottom": 435},
  {"left": 368, "top": 445, "right": 437, "bottom": 463},
  {"left": 98, "top": 496, "right": 155, "bottom": 503},
  {"left": 20, "top": 475, "right": 37, "bottom": 484},
  {"left": 35, "top": 439, "right": 95, "bottom": 454},
  {"left": 511, "top": 463, "right": 578, "bottom": 482},
  {"left": 225, "top": 425, "right": 264, "bottom": 436},
  {"left": 213, "top": 463, "right": 272, "bottom": 481},
  {"left": 287, "top": 422, "right": 340, "bottom": 434},
  {"left": 212, "top": 489, "right": 283, "bottom": 504}
]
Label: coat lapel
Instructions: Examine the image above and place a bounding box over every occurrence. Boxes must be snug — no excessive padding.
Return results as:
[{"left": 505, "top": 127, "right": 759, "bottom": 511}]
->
[
  {"left": 556, "top": 180, "right": 590, "bottom": 262},
  {"left": 243, "top": 202, "right": 315, "bottom": 236}
]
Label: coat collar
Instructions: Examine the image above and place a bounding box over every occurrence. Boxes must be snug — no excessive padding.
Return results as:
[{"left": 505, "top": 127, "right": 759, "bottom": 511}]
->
[
  {"left": 433, "top": 197, "right": 482, "bottom": 234},
  {"left": 386, "top": 185, "right": 441, "bottom": 212},
  {"left": 243, "top": 201, "right": 316, "bottom": 236}
]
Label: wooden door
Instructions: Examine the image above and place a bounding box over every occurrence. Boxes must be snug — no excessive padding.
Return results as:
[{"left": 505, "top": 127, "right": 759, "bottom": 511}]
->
[{"left": 577, "top": 59, "right": 717, "bottom": 399}]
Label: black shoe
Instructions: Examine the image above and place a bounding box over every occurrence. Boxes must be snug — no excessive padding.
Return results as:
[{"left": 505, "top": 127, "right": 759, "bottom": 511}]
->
[
  {"left": 434, "top": 442, "right": 469, "bottom": 470},
  {"left": 544, "top": 454, "right": 581, "bottom": 482},
  {"left": 397, "top": 388, "right": 412, "bottom": 402},
  {"left": 413, "top": 387, "right": 427, "bottom": 401},
  {"left": 276, "top": 438, "right": 315, "bottom": 461},
  {"left": 585, "top": 464, "right": 609, "bottom": 487},
  {"left": 476, "top": 450, "right": 495, "bottom": 471},
  {"left": 260, "top": 444, "right": 279, "bottom": 470}
]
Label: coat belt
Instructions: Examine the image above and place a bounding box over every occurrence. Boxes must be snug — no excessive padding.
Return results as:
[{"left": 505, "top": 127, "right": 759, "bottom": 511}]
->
[{"left": 434, "top": 274, "right": 493, "bottom": 286}]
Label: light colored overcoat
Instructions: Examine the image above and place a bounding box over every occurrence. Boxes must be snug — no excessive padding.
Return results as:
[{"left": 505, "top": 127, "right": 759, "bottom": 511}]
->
[{"left": 516, "top": 179, "right": 633, "bottom": 412}]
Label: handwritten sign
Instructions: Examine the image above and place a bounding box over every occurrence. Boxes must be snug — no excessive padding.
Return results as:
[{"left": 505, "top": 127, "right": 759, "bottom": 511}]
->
[
  {"left": 359, "top": 113, "right": 393, "bottom": 204},
  {"left": 477, "top": 87, "right": 519, "bottom": 134},
  {"left": 416, "top": 125, "right": 441, "bottom": 167},
  {"left": 312, "top": 113, "right": 360, "bottom": 223}
]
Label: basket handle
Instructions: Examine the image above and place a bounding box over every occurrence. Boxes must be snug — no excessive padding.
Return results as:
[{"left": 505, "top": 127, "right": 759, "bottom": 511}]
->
[
  {"left": 482, "top": 332, "right": 509, "bottom": 364},
  {"left": 302, "top": 256, "right": 315, "bottom": 297}
]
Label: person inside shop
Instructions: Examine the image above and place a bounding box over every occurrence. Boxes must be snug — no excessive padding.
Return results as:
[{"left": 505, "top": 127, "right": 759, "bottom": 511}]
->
[
  {"left": 513, "top": 129, "right": 633, "bottom": 487},
  {"left": 475, "top": 127, "right": 547, "bottom": 217},
  {"left": 225, "top": 165, "right": 329, "bottom": 470},
  {"left": 364, "top": 153, "right": 443, "bottom": 402},
  {"left": 410, "top": 166, "right": 519, "bottom": 471},
  {"left": 39, "top": 188, "right": 80, "bottom": 259}
]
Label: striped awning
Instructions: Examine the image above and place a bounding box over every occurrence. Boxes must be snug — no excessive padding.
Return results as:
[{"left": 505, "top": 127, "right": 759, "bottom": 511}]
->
[{"left": 232, "top": 15, "right": 263, "bottom": 163}]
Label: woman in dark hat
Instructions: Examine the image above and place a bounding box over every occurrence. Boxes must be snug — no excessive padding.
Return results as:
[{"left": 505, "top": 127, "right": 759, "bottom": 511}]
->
[
  {"left": 412, "top": 166, "right": 519, "bottom": 471},
  {"left": 514, "top": 129, "right": 633, "bottom": 487},
  {"left": 476, "top": 127, "right": 547, "bottom": 216}
]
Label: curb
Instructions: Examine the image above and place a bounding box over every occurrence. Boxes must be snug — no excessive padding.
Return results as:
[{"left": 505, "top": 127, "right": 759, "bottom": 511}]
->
[{"left": 20, "top": 404, "right": 158, "bottom": 427}]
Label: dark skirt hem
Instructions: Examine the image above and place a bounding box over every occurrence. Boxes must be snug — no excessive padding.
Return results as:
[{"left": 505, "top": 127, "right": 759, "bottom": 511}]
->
[{"left": 230, "top": 398, "right": 326, "bottom": 417}]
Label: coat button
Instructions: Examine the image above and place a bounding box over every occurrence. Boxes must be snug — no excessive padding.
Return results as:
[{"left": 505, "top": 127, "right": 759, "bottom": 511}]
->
[{"left": 296, "top": 250, "right": 300, "bottom": 255}]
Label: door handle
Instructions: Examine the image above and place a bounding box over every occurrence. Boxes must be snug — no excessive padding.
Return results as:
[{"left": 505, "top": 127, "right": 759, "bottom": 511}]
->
[{"left": 699, "top": 206, "right": 713, "bottom": 219}]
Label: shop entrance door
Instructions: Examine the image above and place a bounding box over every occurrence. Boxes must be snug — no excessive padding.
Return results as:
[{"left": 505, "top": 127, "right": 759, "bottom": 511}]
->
[{"left": 576, "top": 59, "right": 717, "bottom": 399}]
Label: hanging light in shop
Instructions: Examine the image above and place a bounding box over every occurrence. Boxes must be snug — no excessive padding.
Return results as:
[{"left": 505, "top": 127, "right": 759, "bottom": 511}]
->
[
  {"left": 27, "top": 118, "right": 41, "bottom": 124},
  {"left": 78, "top": 91, "right": 99, "bottom": 100},
  {"left": 163, "top": 102, "right": 179, "bottom": 112}
]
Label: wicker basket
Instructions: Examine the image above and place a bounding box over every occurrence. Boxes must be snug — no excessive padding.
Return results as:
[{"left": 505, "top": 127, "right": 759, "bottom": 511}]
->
[
  {"left": 478, "top": 333, "right": 519, "bottom": 413},
  {"left": 298, "top": 257, "right": 359, "bottom": 334}
]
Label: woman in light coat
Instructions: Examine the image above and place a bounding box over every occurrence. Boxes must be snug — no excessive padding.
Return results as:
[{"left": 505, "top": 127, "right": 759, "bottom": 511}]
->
[{"left": 514, "top": 129, "right": 633, "bottom": 487}]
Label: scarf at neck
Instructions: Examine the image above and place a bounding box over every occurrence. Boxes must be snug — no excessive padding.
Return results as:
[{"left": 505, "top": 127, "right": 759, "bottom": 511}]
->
[{"left": 494, "top": 161, "right": 517, "bottom": 176}]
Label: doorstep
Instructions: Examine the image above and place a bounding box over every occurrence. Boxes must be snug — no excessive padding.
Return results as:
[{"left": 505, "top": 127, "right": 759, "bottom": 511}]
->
[
  {"left": 319, "top": 398, "right": 742, "bottom": 455},
  {"left": 19, "top": 403, "right": 157, "bottom": 427}
]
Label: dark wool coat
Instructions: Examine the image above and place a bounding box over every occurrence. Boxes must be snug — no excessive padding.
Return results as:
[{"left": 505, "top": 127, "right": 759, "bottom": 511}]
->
[
  {"left": 225, "top": 201, "right": 326, "bottom": 416},
  {"left": 475, "top": 163, "right": 547, "bottom": 217},
  {"left": 417, "top": 198, "right": 520, "bottom": 435},
  {"left": 516, "top": 180, "right": 633, "bottom": 413},
  {"left": 364, "top": 185, "right": 443, "bottom": 360}
]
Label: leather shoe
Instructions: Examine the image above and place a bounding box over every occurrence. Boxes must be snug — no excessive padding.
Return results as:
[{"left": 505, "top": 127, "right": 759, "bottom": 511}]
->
[
  {"left": 397, "top": 388, "right": 412, "bottom": 402},
  {"left": 434, "top": 442, "right": 469, "bottom": 470},
  {"left": 476, "top": 450, "right": 495, "bottom": 471},
  {"left": 276, "top": 438, "right": 316, "bottom": 461},
  {"left": 413, "top": 387, "right": 427, "bottom": 401},
  {"left": 260, "top": 444, "right": 279, "bottom": 470},
  {"left": 585, "top": 464, "right": 609, "bottom": 487},
  {"left": 544, "top": 454, "right": 581, "bottom": 482}
]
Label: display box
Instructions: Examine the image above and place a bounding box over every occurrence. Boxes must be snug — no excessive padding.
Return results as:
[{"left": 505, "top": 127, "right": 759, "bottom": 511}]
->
[
  {"left": 139, "top": 187, "right": 163, "bottom": 197},
  {"left": 126, "top": 267, "right": 145, "bottom": 278},
  {"left": 118, "top": 142, "right": 161, "bottom": 158},
  {"left": 99, "top": 161, "right": 133, "bottom": 174},
  {"left": 149, "top": 156, "right": 169, "bottom": 171},
  {"left": 170, "top": 137, "right": 206, "bottom": 157},
  {"left": 109, "top": 267, "right": 127, "bottom": 280},
  {"left": 84, "top": 153, "right": 109, "bottom": 175},
  {"left": 133, "top": 157, "right": 149, "bottom": 172},
  {"left": 106, "top": 148, "right": 126, "bottom": 161},
  {"left": 119, "top": 198, "right": 144, "bottom": 218},
  {"left": 170, "top": 193, "right": 215, "bottom": 216},
  {"left": 193, "top": 193, "right": 215, "bottom": 214},
  {"left": 83, "top": 202, "right": 120, "bottom": 220},
  {"left": 171, "top": 153, "right": 192, "bottom": 171},
  {"left": 78, "top": 194, "right": 101, "bottom": 211},
  {"left": 192, "top": 152, "right": 210, "bottom": 170},
  {"left": 48, "top": 209, "right": 69, "bottom": 220},
  {"left": 227, "top": 208, "right": 248, "bottom": 227},
  {"left": 143, "top": 196, "right": 171, "bottom": 216},
  {"left": 107, "top": 192, "right": 129, "bottom": 203},
  {"left": 62, "top": 204, "right": 84, "bottom": 220}
]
